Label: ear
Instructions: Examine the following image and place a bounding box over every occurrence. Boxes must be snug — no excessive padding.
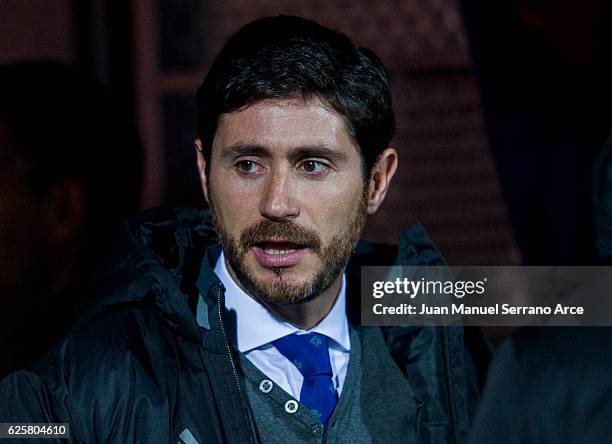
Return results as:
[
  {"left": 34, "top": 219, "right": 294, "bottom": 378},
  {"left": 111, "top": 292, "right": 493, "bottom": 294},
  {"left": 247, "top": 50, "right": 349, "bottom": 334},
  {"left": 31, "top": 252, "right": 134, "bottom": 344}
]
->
[
  {"left": 46, "top": 179, "right": 87, "bottom": 243},
  {"left": 366, "top": 148, "right": 398, "bottom": 214},
  {"left": 195, "top": 138, "right": 210, "bottom": 204}
]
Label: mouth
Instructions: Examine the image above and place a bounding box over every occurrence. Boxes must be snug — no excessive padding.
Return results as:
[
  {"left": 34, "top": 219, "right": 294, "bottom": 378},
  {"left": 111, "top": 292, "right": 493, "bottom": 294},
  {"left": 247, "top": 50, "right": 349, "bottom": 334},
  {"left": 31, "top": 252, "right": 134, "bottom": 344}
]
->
[{"left": 251, "top": 240, "right": 308, "bottom": 268}]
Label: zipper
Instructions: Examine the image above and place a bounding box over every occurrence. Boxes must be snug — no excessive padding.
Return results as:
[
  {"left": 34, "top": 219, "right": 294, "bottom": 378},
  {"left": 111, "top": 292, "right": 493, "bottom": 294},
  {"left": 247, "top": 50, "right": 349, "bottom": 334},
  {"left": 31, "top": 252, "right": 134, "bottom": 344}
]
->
[{"left": 216, "top": 286, "right": 256, "bottom": 444}]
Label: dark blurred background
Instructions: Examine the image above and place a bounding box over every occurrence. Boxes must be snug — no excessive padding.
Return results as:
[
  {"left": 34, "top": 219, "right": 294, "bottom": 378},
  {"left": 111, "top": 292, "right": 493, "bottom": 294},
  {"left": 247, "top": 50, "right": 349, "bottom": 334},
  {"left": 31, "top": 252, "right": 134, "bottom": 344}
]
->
[{"left": 2, "top": 0, "right": 610, "bottom": 267}]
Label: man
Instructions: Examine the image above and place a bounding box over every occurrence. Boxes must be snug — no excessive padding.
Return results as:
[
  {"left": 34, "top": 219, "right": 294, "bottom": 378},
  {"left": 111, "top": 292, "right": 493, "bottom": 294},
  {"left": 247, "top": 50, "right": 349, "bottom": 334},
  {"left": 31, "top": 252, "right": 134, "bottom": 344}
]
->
[
  {"left": 0, "top": 62, "right": 142, "bottom": 379},
  {"left": 0, "top": 17, "right": 483, "bottom": 443}
]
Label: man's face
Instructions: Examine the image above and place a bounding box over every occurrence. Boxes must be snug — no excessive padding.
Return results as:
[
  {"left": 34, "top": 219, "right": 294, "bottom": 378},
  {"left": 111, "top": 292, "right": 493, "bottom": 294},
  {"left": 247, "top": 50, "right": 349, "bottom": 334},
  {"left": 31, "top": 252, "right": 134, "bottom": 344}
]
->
[{"left": 205, "top": 98, "right": 368, "bottom": 306}]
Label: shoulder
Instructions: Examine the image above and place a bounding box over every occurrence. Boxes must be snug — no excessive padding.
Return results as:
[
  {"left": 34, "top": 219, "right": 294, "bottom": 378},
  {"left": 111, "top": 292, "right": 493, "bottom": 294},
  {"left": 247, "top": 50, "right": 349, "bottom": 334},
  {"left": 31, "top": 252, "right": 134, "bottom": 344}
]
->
[
  {"left": 471, "top": 327, "right": 612, "bottom": 442},
  {"left": 0, "top": 302, "right": 186, "bottom": 441},
  {"left": 48, "top": 302, "right": 178, "bottom": 386},
  {"left": 497, "top": 327, "right": 612, "bottom": 381},
  {"left": 1, "top": 304, "right": 175, "bottom": 438}
]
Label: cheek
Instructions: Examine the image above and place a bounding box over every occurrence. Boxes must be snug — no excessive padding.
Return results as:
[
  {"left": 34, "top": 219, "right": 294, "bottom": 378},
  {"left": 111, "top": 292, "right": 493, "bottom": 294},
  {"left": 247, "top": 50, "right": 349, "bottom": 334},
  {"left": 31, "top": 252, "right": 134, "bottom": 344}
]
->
[
  {"left": 304, "top": 179, "right": 365, "bottom": 236},
  {"left": 209, "top": 173, "right": 260, "bottom": 230}
]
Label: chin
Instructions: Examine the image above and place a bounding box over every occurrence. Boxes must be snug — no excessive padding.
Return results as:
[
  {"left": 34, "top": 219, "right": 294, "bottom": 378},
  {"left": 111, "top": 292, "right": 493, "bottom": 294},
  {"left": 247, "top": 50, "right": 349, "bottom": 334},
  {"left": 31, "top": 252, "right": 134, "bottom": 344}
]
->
[
  {"left": 258, "top": 284, "right": 320, "bottom": 307},
  {"left": 256, "top": 268, "right": 314, "bottom": 288},
  {"left": 245, "top": 268, "right": 320, "bottom": 305}
]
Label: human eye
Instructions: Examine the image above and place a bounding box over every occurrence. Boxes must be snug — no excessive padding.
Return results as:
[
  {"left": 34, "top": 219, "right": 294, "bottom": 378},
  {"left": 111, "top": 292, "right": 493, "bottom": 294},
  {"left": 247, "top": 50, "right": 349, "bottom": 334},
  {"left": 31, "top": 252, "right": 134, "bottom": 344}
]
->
[
  {"left": 234, "top": 159, "right": 265, "bottom": 176},
  {"left": 298, "top": 159, "right": 330, "bottom": 177}
]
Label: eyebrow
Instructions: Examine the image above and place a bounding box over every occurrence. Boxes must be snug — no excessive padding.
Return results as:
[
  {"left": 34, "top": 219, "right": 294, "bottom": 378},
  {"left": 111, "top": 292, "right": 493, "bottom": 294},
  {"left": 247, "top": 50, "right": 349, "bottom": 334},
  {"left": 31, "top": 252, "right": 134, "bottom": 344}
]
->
[
  {"left": 221, "top": 143, "right": 350, "bottom": 163},
  {"left": 221, "top": 144, "right": 269, "bottom": 159}
]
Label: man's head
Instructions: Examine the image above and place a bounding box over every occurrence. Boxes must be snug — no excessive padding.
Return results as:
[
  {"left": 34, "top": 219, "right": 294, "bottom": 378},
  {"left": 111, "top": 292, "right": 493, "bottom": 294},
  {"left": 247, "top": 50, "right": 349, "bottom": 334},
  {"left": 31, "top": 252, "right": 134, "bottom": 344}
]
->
[{"left": 195, "top": 16, "right": 398, "bottom": 308}]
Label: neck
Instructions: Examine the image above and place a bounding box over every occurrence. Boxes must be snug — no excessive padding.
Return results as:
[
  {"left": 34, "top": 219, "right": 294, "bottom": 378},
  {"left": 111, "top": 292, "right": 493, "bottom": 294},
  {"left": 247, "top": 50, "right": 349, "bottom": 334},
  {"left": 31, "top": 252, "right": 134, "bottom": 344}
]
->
[{"left": 262, "top": 276, "right": 343, "bottom": 330}]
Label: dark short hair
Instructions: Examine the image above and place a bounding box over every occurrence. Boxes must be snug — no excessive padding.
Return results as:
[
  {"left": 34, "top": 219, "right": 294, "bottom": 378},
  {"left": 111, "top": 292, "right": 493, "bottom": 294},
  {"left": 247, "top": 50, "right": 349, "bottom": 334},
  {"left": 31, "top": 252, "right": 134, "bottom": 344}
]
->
[
  {"left": 196, "top": 15, "right": 396, "bottom": 178},
  {"left": 0, "top": 62, "right": 143, "bottom": 247}
]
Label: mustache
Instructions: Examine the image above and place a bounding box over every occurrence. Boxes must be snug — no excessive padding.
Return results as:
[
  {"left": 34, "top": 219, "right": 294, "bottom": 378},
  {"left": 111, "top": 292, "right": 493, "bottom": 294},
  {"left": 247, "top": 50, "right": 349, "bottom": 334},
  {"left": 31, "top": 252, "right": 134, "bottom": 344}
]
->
[{"left": 239, "top": 220, "right": 321, "bottom": 253}]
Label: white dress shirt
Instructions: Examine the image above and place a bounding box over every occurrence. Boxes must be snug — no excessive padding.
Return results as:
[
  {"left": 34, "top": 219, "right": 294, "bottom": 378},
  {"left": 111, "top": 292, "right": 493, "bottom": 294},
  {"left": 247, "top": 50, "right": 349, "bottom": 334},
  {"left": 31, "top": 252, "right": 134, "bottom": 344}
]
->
[{"left": 214, "top": 252, "right": 351, "bottom": 399}]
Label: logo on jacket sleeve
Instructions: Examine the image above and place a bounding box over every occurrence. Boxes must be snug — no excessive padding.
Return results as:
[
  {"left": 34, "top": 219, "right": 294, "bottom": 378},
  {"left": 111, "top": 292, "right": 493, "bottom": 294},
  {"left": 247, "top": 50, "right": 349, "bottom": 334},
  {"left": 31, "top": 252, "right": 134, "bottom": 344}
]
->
[{"left": 178, "top": 428, "right": 199, "bottom": 444}]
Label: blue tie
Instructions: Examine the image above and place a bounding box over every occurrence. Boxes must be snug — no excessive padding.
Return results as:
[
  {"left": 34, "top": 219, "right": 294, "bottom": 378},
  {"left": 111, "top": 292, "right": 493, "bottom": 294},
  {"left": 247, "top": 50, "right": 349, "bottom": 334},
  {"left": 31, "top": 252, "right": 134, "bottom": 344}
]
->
[{"left": 273, "top": 332, "right": 338, "bottom": 427}]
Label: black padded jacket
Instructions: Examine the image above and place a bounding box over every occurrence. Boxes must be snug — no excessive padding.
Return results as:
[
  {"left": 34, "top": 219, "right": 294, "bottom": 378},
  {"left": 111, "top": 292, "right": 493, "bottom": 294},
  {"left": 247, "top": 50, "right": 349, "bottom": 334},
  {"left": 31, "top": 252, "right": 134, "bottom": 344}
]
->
[{"left": 0, "top": 207, "right": 487, "bottom": 443}]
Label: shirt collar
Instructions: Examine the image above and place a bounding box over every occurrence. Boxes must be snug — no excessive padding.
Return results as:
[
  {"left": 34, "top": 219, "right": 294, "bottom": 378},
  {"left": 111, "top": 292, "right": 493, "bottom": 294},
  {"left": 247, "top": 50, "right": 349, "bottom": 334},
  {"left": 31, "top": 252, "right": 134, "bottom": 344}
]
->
[{"left": 214, "top": 251, "right": 350, "bottom": 353}]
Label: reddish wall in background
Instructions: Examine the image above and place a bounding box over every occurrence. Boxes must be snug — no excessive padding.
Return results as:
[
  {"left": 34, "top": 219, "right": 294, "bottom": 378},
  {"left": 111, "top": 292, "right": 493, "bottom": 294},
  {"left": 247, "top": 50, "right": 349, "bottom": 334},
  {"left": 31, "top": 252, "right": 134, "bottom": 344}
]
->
[{"left": 0, "top": 0, "right": 74, "bottom": 64}]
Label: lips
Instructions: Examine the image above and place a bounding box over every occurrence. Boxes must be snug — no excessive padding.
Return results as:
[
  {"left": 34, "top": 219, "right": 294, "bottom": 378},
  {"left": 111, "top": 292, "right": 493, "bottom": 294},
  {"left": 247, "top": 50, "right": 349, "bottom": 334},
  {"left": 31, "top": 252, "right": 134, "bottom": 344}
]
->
[{"left": 252, "top": 241, "right": 308, "bottom": 268}]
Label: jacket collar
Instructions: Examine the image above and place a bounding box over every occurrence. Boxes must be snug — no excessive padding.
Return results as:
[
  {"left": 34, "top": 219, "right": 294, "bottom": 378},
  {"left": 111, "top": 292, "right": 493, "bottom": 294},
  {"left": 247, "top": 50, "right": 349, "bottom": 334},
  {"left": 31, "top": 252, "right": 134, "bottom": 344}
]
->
[
  {"left": 195, "top": 244, "right": 223, "bottom": 331},
  {"left": 88, "top": 207, "right": 445, "bottom": 342}
]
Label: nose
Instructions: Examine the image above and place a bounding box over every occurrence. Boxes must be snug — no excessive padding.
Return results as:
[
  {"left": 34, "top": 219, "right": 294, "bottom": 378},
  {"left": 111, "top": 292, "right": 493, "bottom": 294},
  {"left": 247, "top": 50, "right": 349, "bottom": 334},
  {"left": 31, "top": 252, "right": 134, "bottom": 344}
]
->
[{"left": 259, "top": 167, "right": 300, "bottom": 221}]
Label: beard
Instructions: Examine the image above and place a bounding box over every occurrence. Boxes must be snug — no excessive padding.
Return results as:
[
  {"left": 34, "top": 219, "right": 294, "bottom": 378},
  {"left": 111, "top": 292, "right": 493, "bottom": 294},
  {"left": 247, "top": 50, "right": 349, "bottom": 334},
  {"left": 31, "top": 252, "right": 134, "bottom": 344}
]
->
[{"left": 209, "top": 190, "right": 368, "bottom": 306}]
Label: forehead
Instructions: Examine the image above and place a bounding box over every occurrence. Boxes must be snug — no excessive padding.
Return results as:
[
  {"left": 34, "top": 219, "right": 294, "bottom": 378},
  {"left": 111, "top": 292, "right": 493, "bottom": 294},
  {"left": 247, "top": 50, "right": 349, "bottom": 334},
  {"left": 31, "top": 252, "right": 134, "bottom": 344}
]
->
[{"left": 212, "top": 98, "right": 359, "bottom": 154}]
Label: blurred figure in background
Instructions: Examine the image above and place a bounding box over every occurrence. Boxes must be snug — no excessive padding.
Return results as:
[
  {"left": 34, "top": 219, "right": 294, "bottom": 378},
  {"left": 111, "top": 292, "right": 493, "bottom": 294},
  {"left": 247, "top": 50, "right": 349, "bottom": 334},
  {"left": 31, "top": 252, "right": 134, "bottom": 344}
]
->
[
  {"left": 469, "top": 133, "right": 612, "bottom": 442},
  {"left": 460, "top": 1, "right": 612, "bottom": 440},
  {"left": 461, "top": 0, "right": 611, "bottom": 265},
  {"left": 0, "top": 62, "right": 142, "bottom": 379},
  {"left": 593, "top": 133, "right": 612, "bottom": 262}
]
